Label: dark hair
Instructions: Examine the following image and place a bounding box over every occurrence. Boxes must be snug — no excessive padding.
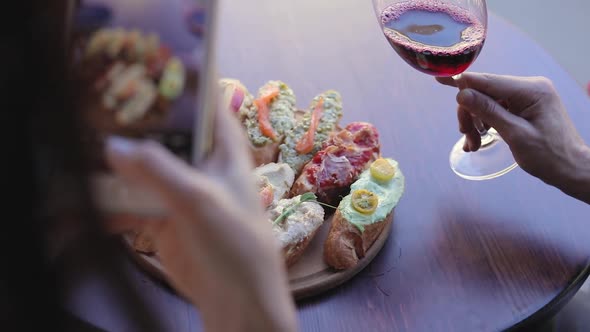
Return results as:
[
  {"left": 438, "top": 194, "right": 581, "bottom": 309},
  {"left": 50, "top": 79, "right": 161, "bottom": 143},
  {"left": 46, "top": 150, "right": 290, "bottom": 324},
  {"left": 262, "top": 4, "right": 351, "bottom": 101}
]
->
[{"left": 1, "top": 1, "right": 165, "bottom": 330}]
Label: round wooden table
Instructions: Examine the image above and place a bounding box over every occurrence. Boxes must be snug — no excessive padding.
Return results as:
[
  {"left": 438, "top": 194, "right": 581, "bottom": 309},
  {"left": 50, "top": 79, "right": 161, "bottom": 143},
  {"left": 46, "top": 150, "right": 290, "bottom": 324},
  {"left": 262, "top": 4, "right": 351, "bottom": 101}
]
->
[{"left": 66, "top": 0, "right": 590, "bottom": 331}]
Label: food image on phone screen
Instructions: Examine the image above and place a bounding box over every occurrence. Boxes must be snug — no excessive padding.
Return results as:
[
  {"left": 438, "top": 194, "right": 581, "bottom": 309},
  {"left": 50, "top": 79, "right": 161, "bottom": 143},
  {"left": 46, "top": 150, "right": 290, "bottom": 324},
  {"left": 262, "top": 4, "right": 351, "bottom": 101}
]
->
[{"left": 69, "top": 0, "right": 217, "bottom": 214}]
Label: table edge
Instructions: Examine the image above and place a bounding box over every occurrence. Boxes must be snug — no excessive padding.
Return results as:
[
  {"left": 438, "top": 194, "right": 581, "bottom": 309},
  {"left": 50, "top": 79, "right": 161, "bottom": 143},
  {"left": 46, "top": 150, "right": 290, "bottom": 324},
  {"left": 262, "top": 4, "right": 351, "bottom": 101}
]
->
[
  {"left": 486, "top": 11, "right": 590, "bottom": 330},
  {"left": 505, "top": 259, "right": 590, "bottom": 331}
]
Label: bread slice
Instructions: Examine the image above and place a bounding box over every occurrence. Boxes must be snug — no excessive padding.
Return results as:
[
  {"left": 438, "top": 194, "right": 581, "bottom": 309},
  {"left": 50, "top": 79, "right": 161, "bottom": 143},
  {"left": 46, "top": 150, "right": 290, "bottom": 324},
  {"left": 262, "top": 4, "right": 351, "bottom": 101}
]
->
[
  {"left": 289, "top": 122, "right": 381, "bottom": 205},
  {"left": 284, "top": 226, "right": 321, "bottom": 267},
  {"left": 268, "top": 196, "right": 325, "bottom": 267},
  {"left": 323, "top": 157, "right": 404, "bottom": 270},
  {"left": 323, "top": 209, "right": 393, "bottom": 269},
  {"left": 219, "top": 78, "right": 282, "bottom": 165},
  {"left": 244, "top": 81, "right": 298, "bottom": 166}
]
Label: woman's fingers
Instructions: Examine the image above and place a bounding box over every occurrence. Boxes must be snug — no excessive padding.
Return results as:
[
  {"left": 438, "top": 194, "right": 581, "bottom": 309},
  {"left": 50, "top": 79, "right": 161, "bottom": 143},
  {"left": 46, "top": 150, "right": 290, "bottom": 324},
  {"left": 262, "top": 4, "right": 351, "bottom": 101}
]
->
[
  {"left": 457, "top": 106, "right": 482, "bottom": 152},
  {"left": 204, "top": 97, "right": 262, "bottom": 206},
  {"left": 104, "top": 137, "right": 216, "bottom": 213},
  {"left": 457, "top": 89, "right": 525, "bottom": 137},
  {"left": 457, "top": 105, "right": 471, "bottom": 135}
]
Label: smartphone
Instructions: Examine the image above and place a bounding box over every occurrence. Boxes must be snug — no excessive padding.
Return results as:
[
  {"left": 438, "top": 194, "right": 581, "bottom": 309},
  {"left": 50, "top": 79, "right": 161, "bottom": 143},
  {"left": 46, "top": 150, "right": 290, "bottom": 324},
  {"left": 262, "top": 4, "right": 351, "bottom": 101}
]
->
[{"left": 68, "top": 0, "right": 219, "bottom": 216}]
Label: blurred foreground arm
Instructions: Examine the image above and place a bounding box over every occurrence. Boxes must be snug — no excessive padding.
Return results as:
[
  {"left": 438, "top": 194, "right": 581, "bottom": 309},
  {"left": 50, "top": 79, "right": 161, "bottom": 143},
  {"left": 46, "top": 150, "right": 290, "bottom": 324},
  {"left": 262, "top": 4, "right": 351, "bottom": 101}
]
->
[{"left": 105, "top": 108, "right": 298, "bottom": 332}]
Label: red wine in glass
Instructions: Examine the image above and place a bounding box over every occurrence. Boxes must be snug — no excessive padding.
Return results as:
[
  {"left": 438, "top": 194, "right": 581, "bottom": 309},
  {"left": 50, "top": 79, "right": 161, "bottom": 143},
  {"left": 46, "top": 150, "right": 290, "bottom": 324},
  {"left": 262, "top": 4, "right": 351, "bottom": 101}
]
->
[{"left": 380, "top": 2, "right": 485, "bottom": 77}]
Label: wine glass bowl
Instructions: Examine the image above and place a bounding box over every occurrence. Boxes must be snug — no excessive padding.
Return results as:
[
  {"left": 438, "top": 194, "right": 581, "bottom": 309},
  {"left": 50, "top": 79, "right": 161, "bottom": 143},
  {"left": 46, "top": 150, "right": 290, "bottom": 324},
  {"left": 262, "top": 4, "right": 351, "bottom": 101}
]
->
[
  {"left": 372, "top": 0, "right": 518, "bottom": 180},
  {"left": 377, "top": 0, "right": 487, "bottom": 77}
]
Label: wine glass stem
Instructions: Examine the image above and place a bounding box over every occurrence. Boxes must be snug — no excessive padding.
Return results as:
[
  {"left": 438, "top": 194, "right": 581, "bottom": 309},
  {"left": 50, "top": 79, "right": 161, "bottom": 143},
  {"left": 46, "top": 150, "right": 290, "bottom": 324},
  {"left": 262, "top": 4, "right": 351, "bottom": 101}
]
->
[
  {"left": 451, "top": 74, "right": 496, "bottom": 147},
  {"left": 473, "top": 117, "right": 495, "bottom": 147}
]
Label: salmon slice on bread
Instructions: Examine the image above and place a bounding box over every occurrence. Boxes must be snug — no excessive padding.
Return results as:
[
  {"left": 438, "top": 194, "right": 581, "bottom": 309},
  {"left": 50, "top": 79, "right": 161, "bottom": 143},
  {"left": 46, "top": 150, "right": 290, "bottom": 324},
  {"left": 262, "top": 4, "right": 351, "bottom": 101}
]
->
[
  {"left": 278, "top": 90, "right": 343, "bottom": 175},
  {"left": 239, "top": 80, "right": 297, "bottom": 166},
  {"left": 324, "top": 158, "right": 405, "bottom": 270},
  {"left": 290, "top": 122, "right": 381, "bottom": 206}
]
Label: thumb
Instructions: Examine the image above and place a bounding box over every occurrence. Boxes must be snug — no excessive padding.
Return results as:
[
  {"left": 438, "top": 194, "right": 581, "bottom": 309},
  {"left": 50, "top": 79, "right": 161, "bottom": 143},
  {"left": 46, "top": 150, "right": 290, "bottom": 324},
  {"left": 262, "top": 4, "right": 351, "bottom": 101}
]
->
[
  {"left": 104, "top": 137, "right": 213, "bottom": 214},
  {"left": 457, "top": 89, "right": 523, "bottom": 135}
]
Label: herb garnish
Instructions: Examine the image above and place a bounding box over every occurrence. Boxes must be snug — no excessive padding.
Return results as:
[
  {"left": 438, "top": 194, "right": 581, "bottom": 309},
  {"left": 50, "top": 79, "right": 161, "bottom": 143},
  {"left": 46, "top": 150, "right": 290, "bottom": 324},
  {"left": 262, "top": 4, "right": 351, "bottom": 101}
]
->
[{"left": 273, "top": 192, "right": 338, "bottom": 225}]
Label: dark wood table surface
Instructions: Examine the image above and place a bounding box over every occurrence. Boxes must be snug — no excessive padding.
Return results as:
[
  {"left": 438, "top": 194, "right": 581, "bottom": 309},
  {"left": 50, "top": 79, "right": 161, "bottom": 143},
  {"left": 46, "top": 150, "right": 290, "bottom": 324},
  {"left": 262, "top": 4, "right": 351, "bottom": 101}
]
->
[{"left": 66, "top": 0, "right": 590, "bottom": 331}]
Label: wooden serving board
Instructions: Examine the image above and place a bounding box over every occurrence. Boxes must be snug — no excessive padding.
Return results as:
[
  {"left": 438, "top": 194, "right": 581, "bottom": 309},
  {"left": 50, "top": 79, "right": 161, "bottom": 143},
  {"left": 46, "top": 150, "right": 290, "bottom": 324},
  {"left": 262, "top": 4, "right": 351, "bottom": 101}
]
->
[{"left": 121, "top": 211, "right": 394, "bottom": 300}]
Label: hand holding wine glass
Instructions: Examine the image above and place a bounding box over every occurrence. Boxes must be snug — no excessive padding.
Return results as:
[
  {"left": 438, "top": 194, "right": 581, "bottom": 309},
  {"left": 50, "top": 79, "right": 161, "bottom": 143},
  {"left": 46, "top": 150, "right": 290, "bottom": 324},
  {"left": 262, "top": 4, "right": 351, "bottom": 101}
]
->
[
  {"left": 372, "top": 0, "right": 518, "bottom": 180},
  {"left": 436, "top": 72, "right": 590, "bottom": 204}
]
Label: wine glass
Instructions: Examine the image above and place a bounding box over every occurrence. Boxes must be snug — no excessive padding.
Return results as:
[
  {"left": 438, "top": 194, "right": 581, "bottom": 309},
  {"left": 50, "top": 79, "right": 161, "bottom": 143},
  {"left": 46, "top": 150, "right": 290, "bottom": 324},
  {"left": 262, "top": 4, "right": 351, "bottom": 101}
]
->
[{"left": 372, "top": 0, "right": 518, "bottom": 180}]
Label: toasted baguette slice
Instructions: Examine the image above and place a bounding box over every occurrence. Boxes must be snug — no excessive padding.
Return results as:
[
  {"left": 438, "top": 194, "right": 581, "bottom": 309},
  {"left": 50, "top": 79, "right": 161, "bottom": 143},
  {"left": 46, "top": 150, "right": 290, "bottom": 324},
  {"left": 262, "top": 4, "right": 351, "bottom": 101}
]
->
[
  {"left": 278, "top": 90, "right": 343, "bottom": 175},
  {"left": 284, "top": 226, "right": 322, "bottom": 267},
  {"left": 219, "top": 78, "right": 280, "bottom": 165},
  {"left": 324, "top": 209, "right": 393, "bottom": 269},
  {"left": 242, "top": 81, "right": 297, "bottom": 165},
  {"left": 268, "top": 196, "right": 325, "bottom": 267},
  {"left": 290, "top": 122, "right": 381, "bottom": 205},
  {"left": 323, "top": 158, "right": 405, "bottom": 270}
]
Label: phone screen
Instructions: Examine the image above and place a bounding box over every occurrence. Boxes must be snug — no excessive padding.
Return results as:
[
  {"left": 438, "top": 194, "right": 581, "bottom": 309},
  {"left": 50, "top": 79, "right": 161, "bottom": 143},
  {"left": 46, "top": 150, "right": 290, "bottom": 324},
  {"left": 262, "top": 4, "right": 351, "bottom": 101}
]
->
[{"left": 69, "top": 0, "right": 218, "bottom": 214}]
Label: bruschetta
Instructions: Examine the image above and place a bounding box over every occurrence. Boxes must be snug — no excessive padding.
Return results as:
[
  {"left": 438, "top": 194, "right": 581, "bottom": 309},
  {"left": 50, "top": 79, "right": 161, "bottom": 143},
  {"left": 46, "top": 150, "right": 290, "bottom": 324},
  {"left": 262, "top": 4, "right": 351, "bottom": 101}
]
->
[
  {"left": 290, "top": 122, "right": 381, "bottom": 206},
  {"left": 268, "top": 194, "right": 325, "bottom": 267},
  {"left": 241, "top": 81, "right": 297, "bottom": 166},
  {"left": 324, "top": 158, "right": 405, "bottom": 270},
  {"left": 278, "top": 90, "right": 343, "bottom": 175}
]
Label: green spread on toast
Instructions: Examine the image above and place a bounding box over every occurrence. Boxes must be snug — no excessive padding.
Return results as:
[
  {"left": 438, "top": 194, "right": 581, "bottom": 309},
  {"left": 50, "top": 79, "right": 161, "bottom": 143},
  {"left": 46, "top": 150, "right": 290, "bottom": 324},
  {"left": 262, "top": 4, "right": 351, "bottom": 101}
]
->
[
  {"left": 243, "top": 81, "right": 296, "bottom": 146},
  {"left": 338, "top": 158, "right": 405, "bottom": 232},
  {"left": 279, "top": 90, "right": 343, "bottom": 172}
]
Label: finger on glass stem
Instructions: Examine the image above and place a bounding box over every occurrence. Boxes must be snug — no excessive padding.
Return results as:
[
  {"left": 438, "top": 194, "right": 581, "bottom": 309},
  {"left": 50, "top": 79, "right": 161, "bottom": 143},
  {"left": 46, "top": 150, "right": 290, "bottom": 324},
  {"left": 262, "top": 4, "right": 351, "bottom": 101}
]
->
[
  {"left": 457, "top": 107, "right": 481, "bottom": 152},
  {"left": 457, "top": 106, "right": 471, "bottom": 134}
]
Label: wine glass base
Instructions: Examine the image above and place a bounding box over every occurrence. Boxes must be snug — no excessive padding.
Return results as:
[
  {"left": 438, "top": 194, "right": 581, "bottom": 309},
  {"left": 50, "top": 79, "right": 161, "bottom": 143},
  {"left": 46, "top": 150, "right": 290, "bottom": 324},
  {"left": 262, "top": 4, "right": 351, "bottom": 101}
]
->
[{"left": 449, "top": 129, "right": 519, "bottom": 181}]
